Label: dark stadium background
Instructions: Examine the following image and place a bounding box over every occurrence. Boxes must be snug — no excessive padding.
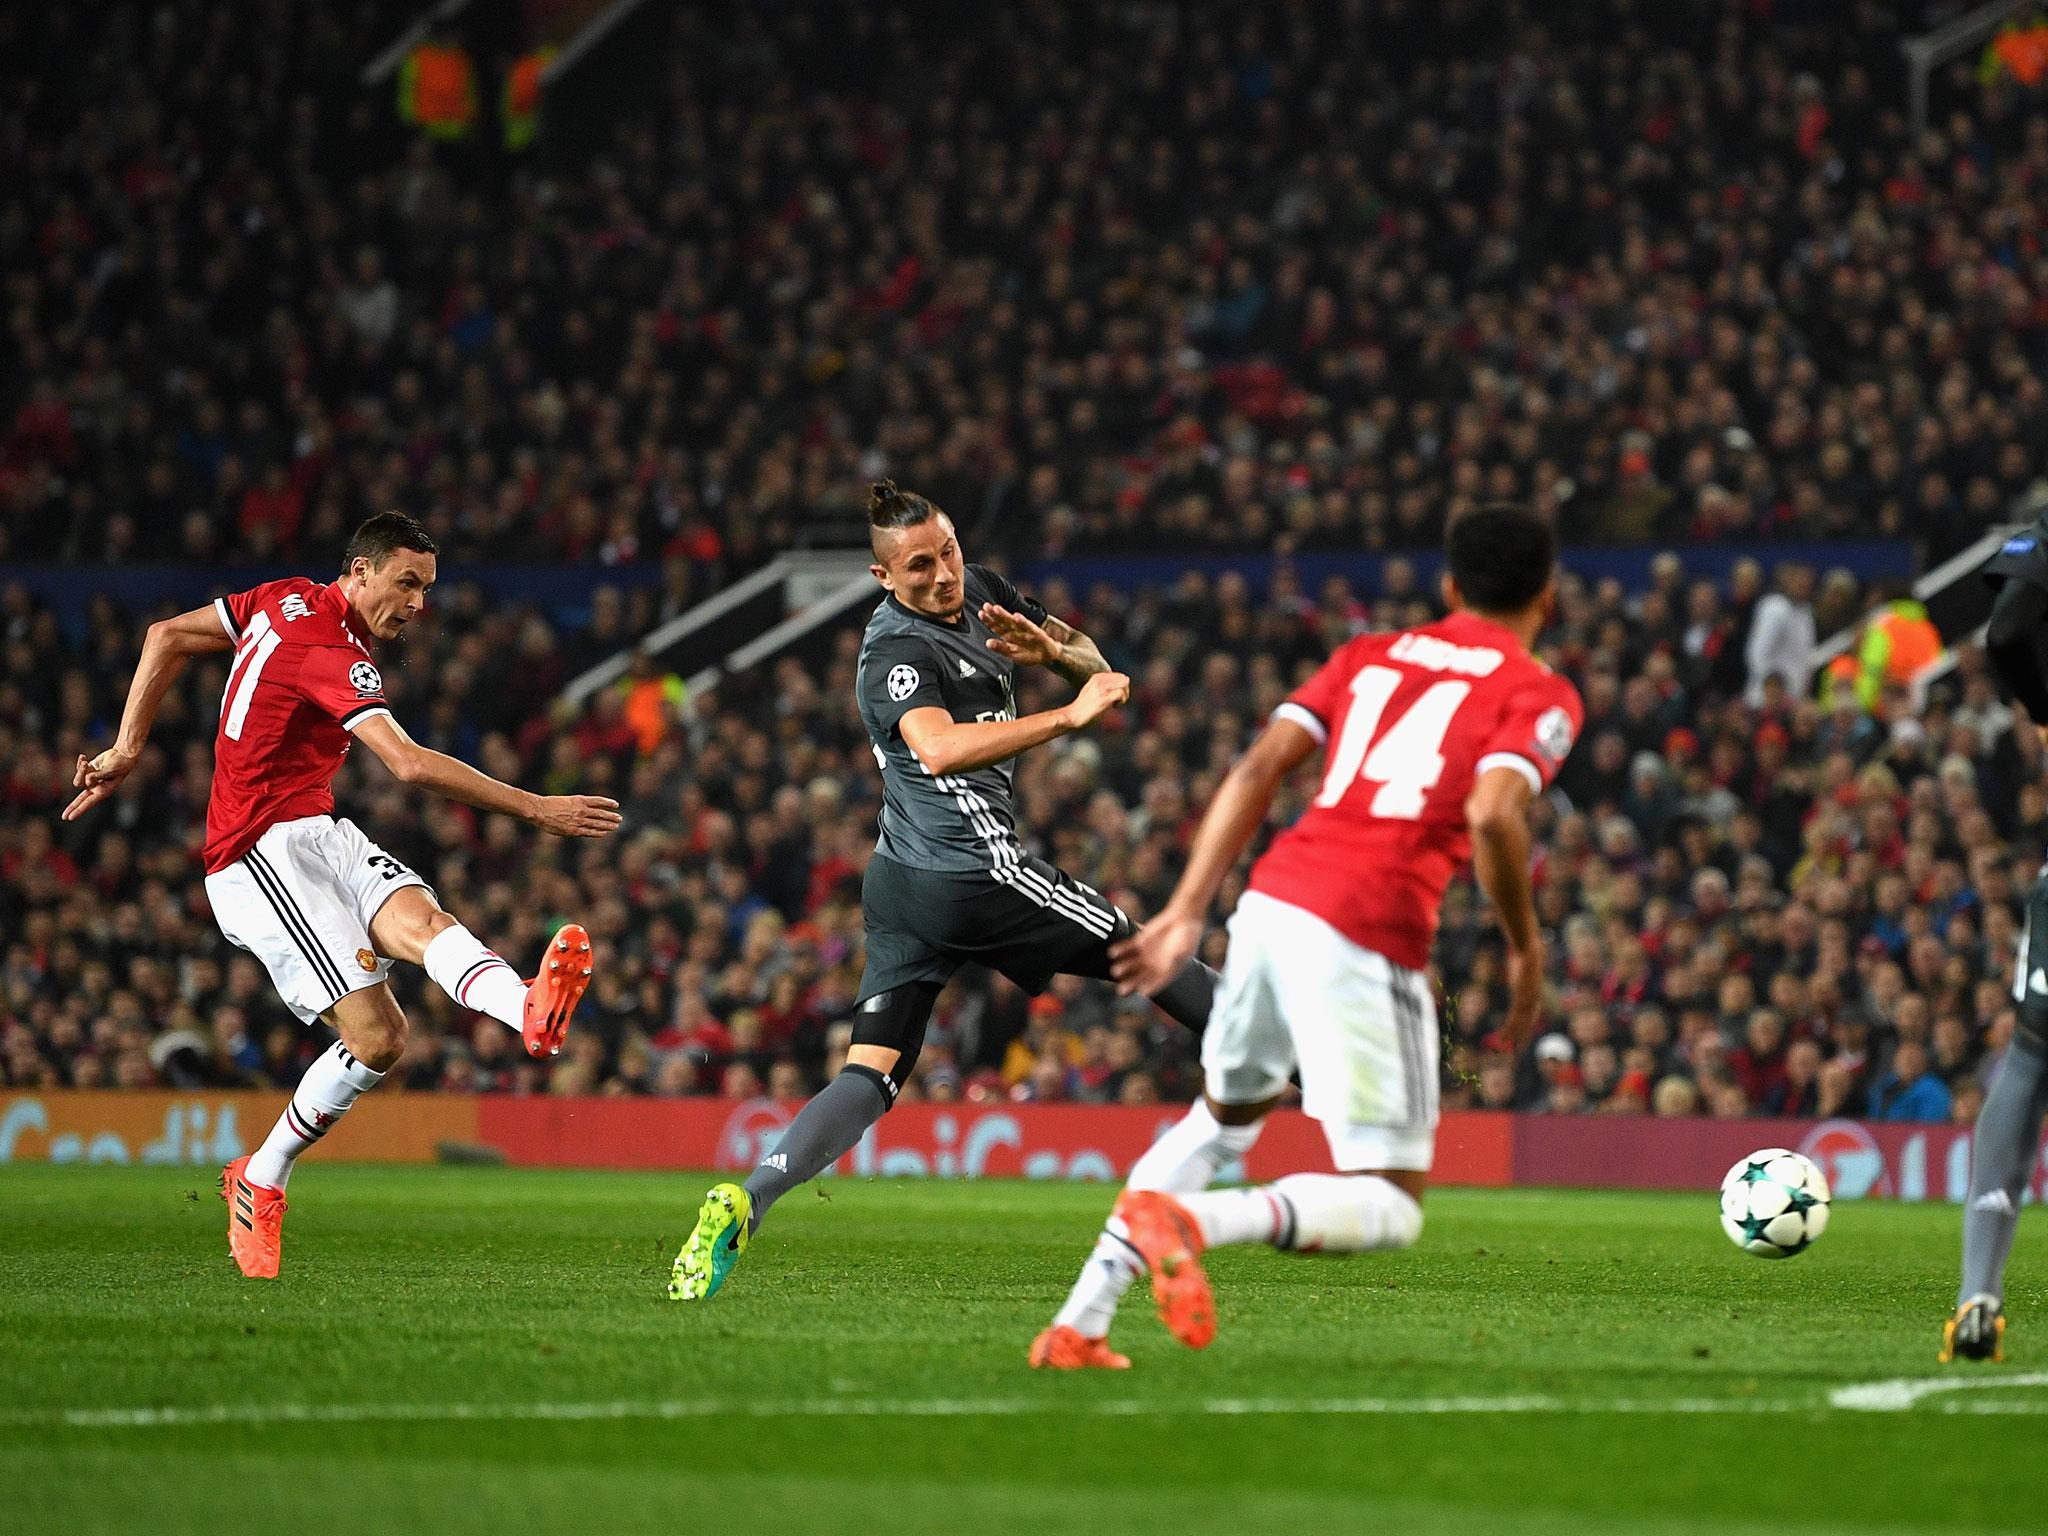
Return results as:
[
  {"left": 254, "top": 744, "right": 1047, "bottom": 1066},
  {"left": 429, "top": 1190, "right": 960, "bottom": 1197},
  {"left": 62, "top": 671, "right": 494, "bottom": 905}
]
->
[{"left": 5, "top": 0, "right": 2048, "bottom": 1162}]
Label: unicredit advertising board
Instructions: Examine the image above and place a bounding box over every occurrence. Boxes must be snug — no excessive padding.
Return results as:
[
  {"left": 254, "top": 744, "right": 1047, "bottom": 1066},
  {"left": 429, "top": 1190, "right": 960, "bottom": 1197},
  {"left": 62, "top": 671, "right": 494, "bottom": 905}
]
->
[{"left": 2, "top": 1092, "right": 2034, "bottom": 1203}]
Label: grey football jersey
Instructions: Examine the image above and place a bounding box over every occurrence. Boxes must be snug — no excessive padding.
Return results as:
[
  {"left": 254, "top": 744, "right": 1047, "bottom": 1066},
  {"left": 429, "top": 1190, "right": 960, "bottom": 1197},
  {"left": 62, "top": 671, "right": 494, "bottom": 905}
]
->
[{"left": 856, "top": 565, "right": 1048, "bottom": 872}]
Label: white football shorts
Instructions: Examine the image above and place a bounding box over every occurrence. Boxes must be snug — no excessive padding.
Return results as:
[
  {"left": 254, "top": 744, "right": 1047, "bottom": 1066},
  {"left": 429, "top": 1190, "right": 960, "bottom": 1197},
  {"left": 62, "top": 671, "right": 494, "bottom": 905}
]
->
[
  {"left": 1201, "top": 889, "right": 1440, "bottom": 1171},
  {"left": 204, "top": 815, "right": 432, "bottom": 1024}
]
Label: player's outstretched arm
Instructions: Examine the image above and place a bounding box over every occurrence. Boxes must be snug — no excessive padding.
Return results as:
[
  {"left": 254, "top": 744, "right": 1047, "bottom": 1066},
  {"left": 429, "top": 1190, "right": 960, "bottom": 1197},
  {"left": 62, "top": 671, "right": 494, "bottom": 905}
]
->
[
  {"left": 1109, "top": 717, "right": 1319, "bottom": 996},
  {"left": 64, "top": 604, "right": 236, "bottom": 821},
  {"left": 979, "top": 602, "right": 1109, "bottom": 686},
  {"left": 1466, "top": 765, "right": 1544, "bottom": 1047},
  {"left": 353, "top": 714, "right": 621, "bottom": 838},
  {"left": 897, "top": 670, "right": 1130, "bottom": 777}
]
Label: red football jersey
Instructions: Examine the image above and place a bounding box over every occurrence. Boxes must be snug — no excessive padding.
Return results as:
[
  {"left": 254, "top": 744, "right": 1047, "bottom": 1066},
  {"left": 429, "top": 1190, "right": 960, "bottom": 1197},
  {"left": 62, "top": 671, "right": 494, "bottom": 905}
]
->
[
  {"left": 1250, "top": 611, "right": 1583, "bottom": 971},
  {"left": 201, "top": 578, "right": 392, "bottom": 873}
]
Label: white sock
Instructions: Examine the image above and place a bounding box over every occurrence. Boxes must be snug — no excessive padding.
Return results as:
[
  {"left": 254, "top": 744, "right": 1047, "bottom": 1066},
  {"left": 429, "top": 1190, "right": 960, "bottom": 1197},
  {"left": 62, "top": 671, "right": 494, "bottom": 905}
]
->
[
  {"left": 1052, "top": 1102, "right": 1263, "bottom": 1336},
  {"left": 1181, "top": 1172, "right": 1423, "bottom": 1253},
  {"left": 1128, "top": 1100, "right": 1263, "bottom": 1193},
  {"left": 246, "top": 1041, "right": 384, "bottom": 1190},
  {"left": 423, "top": 924, "right": 528, "bottom": 1030}
]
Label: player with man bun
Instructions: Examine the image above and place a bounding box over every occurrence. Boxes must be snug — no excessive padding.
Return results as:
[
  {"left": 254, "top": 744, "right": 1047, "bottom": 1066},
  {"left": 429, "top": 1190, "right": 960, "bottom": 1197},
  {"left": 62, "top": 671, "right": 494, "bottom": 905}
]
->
[{"left": 669, "top": 481, "right": 1221, "bottom": 1303}]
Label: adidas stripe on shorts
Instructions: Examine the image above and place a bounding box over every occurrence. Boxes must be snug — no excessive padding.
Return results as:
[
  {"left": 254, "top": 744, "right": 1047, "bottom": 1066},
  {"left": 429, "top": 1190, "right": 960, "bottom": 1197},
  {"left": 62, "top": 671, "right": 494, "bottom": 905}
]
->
[{"left": 204, "top": 815, "right": 431, "bottom": 1024}]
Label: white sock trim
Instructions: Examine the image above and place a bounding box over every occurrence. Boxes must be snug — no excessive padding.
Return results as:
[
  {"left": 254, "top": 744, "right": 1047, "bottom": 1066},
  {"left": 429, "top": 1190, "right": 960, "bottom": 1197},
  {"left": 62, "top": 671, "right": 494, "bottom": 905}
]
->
[
  {"left": 247, "top": 1041, "right": 385, "bottom": 1190},
  {"left": 1268, "top": 1172, "right": 1423, "bottom": 1253},
  {"left": 423, "top": 924, "right": 528, "bottom": 1030},
  {"left": 1051, "top": 1226, "right": 1145, "bottom": 1335}
]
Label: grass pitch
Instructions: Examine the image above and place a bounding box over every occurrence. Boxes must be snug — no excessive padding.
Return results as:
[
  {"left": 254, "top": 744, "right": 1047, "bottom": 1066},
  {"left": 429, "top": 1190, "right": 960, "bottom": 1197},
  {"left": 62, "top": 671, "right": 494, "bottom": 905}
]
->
[{"left": 4, "top": 1165, "right": 2045, "bottom": 1535}]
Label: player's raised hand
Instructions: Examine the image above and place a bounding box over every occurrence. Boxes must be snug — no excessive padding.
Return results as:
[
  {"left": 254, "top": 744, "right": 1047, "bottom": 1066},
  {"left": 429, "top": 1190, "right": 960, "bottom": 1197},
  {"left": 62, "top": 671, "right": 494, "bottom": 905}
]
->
[
  {"left": 1062, "top": 670, "right": 1130, "bottom": 729},
  {"left": 979, "top": 602, "right": 1063, "bottom": 668},
  {"left": 62, "top": 746, "right": 139, "bottom": 822},
  {"left": 1109, "top": 906, "right": 1203, "bottom": 998},
  {"left": 533, "top": 794, "right": 623, "bottom": 838}
]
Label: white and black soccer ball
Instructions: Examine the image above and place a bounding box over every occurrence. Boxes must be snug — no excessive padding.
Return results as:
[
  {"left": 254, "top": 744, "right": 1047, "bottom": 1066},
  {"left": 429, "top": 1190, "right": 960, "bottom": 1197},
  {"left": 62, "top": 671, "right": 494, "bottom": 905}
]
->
[{"left": 1719, "top": 1148, "right": 1831, "bottom": 1259}]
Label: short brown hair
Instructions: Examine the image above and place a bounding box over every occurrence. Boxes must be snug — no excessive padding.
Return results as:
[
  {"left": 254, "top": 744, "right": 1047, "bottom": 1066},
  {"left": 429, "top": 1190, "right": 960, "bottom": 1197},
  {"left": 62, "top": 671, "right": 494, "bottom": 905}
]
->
[{"left": 343, "top": 512, "right": 438, "bottom": 571}]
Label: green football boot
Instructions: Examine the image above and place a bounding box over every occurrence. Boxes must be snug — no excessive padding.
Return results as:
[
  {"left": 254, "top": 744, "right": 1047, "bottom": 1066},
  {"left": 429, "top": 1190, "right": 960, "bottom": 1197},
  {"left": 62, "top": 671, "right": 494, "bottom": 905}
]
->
[{"left": 669, "top": 1182, "right": 752, "bottom": 1301}]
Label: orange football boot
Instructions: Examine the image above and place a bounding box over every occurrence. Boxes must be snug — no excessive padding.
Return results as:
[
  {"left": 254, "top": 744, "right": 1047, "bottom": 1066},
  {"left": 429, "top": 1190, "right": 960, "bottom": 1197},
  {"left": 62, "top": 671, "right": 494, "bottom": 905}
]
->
[
  {"left": 221, "top": 1155, "right": 286, "bottom": 1279},
  {"left": 521, "top": 922, "right": 594, "bottom": 1058},
  {"left": 1114, "top": 1190, "right": 1216, "bottom": 1349},
  {"left": 1028, "top": 1325, "right": 1131, "bottom": 1370}
]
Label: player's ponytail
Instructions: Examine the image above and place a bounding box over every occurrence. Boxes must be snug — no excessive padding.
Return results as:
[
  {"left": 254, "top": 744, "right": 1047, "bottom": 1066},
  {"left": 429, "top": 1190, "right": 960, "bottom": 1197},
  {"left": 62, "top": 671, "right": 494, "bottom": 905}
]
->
[{"left": 868, "top": 479, "right": 939, "bottom": 531}]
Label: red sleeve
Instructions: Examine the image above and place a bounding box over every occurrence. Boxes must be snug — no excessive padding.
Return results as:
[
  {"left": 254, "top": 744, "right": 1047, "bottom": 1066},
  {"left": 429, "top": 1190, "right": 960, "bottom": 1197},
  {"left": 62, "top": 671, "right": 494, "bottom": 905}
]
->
[
  {"left": 1475, "top": 672, "right": 1583, "bottom": 794},
  {"left": 215, "top": 586, "right": 259, "bottom": 643},
  {"left": 1274, "top": 637, "right": 1371, "bottom": 746},
  {"left": 214, "top": 579, "right": 298, "bottom": 643},
  {"left": 295, "top": 646, "right": 391, "bottom": 731}
]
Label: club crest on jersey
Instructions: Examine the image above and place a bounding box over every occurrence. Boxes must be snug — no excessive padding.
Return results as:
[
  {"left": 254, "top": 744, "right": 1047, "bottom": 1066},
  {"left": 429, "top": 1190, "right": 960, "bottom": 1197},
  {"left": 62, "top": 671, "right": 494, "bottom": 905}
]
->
[
  {"left": 1533, "top": 705, "right": 1576, "bottom": 764},
  {"left": 887, "top": 664, "right": 919, "bottom": 702},
  {"left": 356, "top": 949, "right": 378, "bottom": 973},
  {"left": 349, "top": 661, "right": 383, "bottom": 697}
]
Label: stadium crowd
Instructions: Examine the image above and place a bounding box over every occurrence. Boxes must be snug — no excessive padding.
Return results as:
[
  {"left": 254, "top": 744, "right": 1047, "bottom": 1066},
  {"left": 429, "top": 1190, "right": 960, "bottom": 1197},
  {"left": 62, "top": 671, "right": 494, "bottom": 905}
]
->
[
  {"left": 7, "top": 0, "right": 2048, "bottom": 1125},
  {"left": 3, "top": 544, "right": 2043, "bottom": 1129},
  {"left": 3, "top": 0, "right": 2047, "bottom": 585}
]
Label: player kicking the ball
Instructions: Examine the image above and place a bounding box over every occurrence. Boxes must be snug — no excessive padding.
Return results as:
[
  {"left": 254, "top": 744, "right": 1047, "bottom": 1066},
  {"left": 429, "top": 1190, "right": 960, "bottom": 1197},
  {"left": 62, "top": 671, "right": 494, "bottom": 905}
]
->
[
  {"left": 1030, "top": 505, "right": 1579, "bottom": 1368},
  {"left": 64, "top": 513, "right": 619, "bottom": 1278}
]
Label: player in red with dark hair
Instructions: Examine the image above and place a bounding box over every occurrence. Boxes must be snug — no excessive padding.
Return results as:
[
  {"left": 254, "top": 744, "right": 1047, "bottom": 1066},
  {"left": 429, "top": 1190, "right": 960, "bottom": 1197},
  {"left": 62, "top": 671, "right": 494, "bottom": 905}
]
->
[
  {"left": 1031, "top": 504, "right": 1580, "bottom": 1368},
  {"left": 65, "top": 513, "right": 620, "bottom": 1278}
]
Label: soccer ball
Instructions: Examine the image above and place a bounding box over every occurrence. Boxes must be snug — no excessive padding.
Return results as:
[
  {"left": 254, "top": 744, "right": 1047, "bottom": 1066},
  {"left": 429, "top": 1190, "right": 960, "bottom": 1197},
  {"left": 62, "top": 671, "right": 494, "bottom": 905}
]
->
[{"left": 1719, "top": 1148, "right": 1831, "bottom": 1258}]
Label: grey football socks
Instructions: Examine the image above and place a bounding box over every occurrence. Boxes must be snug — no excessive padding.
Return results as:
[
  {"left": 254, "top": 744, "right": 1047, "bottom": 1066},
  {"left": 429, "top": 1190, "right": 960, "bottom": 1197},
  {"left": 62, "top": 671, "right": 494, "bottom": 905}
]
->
[
  {"left": 742, "top": 1066, "right": 891, "bottom": 1234},
  {"left": 1960, "top": 1037, "right": 2048, "bottom": 1305}
]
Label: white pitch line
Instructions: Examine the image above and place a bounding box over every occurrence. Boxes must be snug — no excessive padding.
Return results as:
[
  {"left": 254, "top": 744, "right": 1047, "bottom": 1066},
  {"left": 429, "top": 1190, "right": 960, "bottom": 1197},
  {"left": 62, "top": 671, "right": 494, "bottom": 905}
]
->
[
  {"left": 0, "top": 1395, "right": 1804, "bottom": 1430},
  {"left": 1829, "top": 1371, "right": 2048, "bottom": 1411},
  {"left": 9, "top": 1380, "right": 2048, "bottom": 1432}
]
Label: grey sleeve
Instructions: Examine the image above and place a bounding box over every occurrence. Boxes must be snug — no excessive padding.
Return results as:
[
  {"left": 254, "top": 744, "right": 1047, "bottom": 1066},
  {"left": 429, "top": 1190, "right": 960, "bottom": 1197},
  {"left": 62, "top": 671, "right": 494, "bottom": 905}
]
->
[
  {"left": 968, "top": 564, "right": 1049, "bottom": 628},
  {"left": 860, "top": 631, "right": 950, "bottom": 738}
]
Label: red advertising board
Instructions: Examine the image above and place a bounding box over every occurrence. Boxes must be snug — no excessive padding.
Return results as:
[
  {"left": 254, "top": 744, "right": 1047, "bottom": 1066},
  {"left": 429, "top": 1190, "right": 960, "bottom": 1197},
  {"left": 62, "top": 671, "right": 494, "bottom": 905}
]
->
[
  {"left": 2, "top": 1091, "right": 2023, "bottom": 1204},
  {"left": 0, "top": 1090, "right": 477, "bottom": 1167},
  {"left": 1512, "top": 1113, "right": 2048, "bottom": 1204},
  {"left": 472, "top": 1098, "right": 1514, "bottom": 1185}
]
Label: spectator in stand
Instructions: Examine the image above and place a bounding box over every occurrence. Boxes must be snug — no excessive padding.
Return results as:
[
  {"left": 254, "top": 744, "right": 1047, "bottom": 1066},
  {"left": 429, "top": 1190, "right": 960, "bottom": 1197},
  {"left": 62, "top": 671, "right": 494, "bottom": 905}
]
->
[
  {"left": 1869, "top": 1040, "right": 1954, "bottom": 1123},
  {"left": 4, "top": 3, "right": 2046, "bottom": 573},
  {"left": 6, "top": 3, "right": 2046, "bottom": 1128},
  {"left": 1746, "top": 565, "right": 1818, "bottom": 707}
]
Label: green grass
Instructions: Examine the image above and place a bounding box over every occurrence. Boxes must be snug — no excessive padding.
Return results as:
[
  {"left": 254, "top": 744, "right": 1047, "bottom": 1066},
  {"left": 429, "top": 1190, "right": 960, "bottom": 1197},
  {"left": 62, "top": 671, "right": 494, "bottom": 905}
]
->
[{"left": 4, "top": 1166, "right": 2046, "bottom": 1535}]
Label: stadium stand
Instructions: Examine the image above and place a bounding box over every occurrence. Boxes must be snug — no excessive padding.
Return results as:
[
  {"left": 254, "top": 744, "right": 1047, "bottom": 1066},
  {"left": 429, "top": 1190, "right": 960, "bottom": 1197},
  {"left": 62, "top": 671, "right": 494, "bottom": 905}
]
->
[{"left": 5, "top": 0, "right": 2048, "bottom": 1123}]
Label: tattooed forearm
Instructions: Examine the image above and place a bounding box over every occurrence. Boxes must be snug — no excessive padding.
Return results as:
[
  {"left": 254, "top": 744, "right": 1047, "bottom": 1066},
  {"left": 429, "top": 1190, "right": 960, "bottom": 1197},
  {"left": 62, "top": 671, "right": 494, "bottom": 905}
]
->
[{"left": 1043, "top": 617, "right": 1109, "bottom": 685}]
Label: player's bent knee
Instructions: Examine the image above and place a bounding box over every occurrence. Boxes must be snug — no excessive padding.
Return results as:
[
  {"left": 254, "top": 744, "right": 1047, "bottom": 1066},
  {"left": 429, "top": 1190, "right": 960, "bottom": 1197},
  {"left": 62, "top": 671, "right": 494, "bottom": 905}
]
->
[
  {"left": 849, "top": 981, "right": 942, "bottom": 1099},
  {"left": 328, "top": 987, "right": 409, "bottom": 1072},
  {"left": 346, "top": 1017, "right": 407, "bottom": 1073},
  {"left": 367, "top": 885, "right": 454, "bottom": 966}
]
